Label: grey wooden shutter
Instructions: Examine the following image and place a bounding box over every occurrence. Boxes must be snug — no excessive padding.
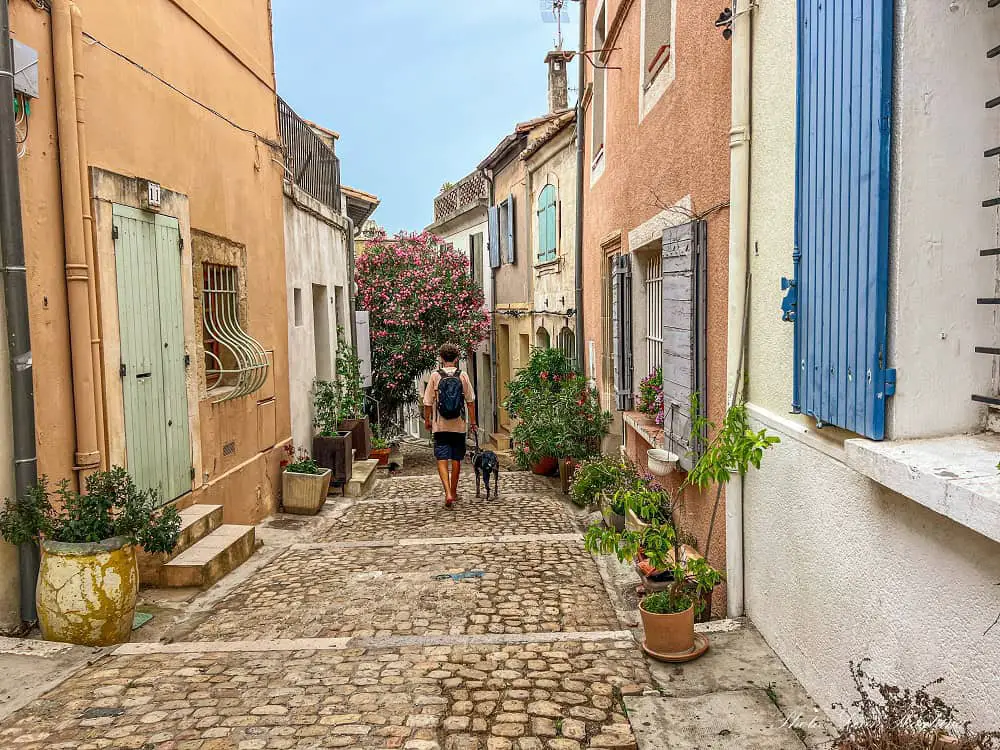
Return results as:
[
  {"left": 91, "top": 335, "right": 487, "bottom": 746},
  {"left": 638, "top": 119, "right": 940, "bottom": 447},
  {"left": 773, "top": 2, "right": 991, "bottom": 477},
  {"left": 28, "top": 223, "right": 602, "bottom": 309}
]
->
[
  {"left": 612, "top": 254, "right": 633, "bottom": 411},
  {"left": 488, "top": 205, "right": 501, "bottom": 268},
  {"left": 506, "top": 194, "right": 516, "bottom": 265},
  {"left": 661, "top": 220, "right": 707, "bottom": 471}
]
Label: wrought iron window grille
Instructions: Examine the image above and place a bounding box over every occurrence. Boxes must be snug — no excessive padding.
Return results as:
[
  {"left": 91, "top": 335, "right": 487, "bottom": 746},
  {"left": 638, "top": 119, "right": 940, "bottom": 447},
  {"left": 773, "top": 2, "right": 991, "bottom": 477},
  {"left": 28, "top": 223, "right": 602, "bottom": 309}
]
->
[{"left": 202, "top": 264, "right": 269, "bottom": 403}]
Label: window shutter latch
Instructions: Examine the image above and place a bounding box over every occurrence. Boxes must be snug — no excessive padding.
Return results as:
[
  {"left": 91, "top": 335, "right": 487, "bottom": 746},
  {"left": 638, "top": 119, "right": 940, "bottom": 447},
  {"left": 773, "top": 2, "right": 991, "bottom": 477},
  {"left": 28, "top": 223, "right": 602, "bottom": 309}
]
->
[{"left": 780, "top": 277, "right": 797, "bottom": 322}]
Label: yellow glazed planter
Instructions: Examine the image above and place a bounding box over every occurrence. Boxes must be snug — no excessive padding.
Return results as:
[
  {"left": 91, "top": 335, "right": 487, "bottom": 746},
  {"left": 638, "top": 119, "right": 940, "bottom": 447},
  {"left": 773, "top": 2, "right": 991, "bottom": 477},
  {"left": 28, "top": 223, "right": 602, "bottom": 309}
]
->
[{"left": 36, "top": 536, "right": 139, "bottom": 646}]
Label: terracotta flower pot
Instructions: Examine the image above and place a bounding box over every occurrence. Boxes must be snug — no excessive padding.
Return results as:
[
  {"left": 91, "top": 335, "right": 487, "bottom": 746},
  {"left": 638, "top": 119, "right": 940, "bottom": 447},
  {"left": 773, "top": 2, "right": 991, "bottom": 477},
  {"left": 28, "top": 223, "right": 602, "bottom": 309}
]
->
[
  {"left": 640, "top": 600, "right": 695, "bottom": 656},
  {"left": 531, "top": 456, "right": 558, "bottom": 476},
  {"left": 370, "top": 447, "right": 390, "bottom": 466},
  {"left": 282, "top": 468, "right": 332, "bottom": 515},
  {"left": 36, "top": 536, "right": 139, "bottom": 646}
]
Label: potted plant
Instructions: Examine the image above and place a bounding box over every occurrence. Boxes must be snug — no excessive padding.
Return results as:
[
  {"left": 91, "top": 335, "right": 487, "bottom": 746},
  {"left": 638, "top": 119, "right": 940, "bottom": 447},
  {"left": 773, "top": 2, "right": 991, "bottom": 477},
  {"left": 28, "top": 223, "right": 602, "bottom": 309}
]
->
[
  {"left": 313, "top": 379, "right": 354, "bottom": 486},
  {"left": 586, "top": 518, "right": 722, "bottom": 662},
  {"left": 280, "top": 446, "right": 332, "bottom": 515},
  {"left": 0, "top": 468, "right": 180, "bottom": 646},
  {"left": 601, "top": 491, "right": 627, "bottom": 532},
  {"left": 370, "top": 432, "right": 391, "bottom": 466},
  {"left": 506, "top": 351, "right": 611, "bottom": 476},
  {"left": 636, "top": 367, "right": 664, "bottom": 427},
  {"left": 329, "top": 331, "right": 372, "bottom": 460}
]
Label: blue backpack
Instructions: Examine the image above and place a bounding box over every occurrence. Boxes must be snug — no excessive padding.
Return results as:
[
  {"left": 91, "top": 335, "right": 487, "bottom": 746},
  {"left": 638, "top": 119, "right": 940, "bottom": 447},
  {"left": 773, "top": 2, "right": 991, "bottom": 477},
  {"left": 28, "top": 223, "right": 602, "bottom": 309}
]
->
[{"left": 437, "top": 368, "right": 465, "bottom": 420}]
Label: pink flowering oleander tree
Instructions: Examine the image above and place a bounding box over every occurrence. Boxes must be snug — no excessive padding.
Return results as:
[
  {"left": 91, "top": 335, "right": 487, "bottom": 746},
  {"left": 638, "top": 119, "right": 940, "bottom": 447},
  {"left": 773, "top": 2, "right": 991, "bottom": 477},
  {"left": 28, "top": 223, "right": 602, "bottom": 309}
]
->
[{"left": 356, "top": 230, "right": 491, "bottom": 433}]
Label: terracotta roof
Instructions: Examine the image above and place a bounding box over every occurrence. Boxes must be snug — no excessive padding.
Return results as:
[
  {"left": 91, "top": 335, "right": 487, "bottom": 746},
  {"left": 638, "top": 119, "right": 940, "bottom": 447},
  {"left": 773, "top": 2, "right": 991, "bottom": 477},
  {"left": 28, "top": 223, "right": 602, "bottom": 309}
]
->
[
  {"left": 478, "top": 109, "right": 574, "bottom": 171},
  {"left": 342, "top": 185, "right": 380, "bottom": 228},
  {"left": 521, "top": 111, "right": 576, "bottom": 159},
  {"left": 342, "top": 185, "right": 379, "bottom": 204}
]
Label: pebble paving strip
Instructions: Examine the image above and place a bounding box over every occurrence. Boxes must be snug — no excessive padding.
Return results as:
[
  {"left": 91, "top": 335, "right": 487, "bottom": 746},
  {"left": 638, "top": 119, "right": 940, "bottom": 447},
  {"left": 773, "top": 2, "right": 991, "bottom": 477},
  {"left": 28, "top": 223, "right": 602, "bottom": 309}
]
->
[
  {"left": 182, "top": 541, "right": 619, "bottom": 642},
  {"left": 320, "top": 494, "right": 578, "bottom": 542},
  {"left": 0, "top": 640, "right": 648, "bottom": 749}
]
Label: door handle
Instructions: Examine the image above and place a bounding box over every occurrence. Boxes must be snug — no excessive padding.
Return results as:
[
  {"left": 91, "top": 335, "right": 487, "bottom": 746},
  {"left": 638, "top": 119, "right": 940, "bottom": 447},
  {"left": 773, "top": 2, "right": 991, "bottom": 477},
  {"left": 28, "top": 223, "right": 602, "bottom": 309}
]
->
[{"left": 136, "top": 372, "right": 152, "bottom": 379}]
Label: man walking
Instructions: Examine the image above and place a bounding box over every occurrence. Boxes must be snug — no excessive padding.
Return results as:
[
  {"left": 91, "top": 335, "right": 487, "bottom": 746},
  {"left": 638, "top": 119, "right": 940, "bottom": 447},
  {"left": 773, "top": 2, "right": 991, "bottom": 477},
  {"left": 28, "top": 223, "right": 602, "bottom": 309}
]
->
[{"left": 423, "top": 343, "right": 477, "bottom": 508}]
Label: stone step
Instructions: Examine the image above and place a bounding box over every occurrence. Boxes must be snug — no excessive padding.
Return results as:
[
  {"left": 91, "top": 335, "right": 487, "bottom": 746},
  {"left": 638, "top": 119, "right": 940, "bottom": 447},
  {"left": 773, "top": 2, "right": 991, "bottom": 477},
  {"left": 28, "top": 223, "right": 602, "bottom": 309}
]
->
[
  {"left": 345, "top": 459, "right": 379, "bottom": 498},
  {"left": 491, "top": 431, "right": 512, "bottom": 450},
  {"left": 161, "top": 524, "right": 256, "bottom": 589},
  {"left": 138, "top": 504, "right": 223, "bottom": 585}
]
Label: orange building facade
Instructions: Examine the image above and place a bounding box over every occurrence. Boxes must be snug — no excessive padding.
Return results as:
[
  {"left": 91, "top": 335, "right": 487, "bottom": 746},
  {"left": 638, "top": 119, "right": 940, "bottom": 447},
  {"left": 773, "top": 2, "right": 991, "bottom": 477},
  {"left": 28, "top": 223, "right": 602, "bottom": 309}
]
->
[{"left": 580, "top": 0, "right": 732, "bottom": 604}]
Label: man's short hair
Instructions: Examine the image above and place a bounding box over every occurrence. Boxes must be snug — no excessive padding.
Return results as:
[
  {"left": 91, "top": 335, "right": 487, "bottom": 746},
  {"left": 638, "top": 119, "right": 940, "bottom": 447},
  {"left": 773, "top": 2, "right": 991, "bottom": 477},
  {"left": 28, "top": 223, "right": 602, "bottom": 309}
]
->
[{"left": 439, "top": 343, "right": 461, "bottom": 363}]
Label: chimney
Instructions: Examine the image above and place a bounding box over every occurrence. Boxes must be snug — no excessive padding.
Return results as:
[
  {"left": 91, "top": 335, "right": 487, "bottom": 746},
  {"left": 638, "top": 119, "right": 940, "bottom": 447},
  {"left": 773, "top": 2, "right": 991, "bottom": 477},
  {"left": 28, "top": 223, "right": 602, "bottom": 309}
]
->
[{"left": 545, "top": 50, "right": 572, "bottom": 112}]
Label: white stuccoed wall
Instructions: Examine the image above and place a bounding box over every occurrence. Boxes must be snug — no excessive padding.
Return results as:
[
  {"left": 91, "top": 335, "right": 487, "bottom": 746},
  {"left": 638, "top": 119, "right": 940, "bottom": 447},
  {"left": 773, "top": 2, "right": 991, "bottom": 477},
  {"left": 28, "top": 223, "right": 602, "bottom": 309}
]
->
[
  {"left": 743, "top": 0, "right": 1000, "bottom": 728},
  {"left": 284, "top": 184, "right": 353, "bottom": 453}
]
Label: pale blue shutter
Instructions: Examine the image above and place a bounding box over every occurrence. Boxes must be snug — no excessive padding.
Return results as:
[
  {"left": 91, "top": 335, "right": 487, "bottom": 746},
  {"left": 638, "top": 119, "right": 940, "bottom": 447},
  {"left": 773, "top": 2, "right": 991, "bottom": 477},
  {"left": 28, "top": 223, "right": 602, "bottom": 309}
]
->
[
  {"left": 488, "top": 205, "right": 501, "bottom": 268},
  {"left": 793, "top": 0, "right": 895, "bottom": 439},
  {"left": 506, "top": 194, "right": 516, "bottom": 265}
]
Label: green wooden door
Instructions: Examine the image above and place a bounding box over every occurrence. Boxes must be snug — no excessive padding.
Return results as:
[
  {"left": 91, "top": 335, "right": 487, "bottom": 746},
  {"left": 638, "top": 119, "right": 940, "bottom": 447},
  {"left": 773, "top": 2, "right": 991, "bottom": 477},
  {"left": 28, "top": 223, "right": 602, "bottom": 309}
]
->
[{"left": 113, "top": 205, "right": 192, "bottom": 504}]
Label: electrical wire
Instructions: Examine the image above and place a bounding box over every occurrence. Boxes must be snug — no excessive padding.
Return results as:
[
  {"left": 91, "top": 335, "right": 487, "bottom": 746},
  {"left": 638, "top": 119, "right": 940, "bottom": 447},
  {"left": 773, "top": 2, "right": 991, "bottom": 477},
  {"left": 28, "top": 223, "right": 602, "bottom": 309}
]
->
[{"left": 82, "top": 32, "right": 283, "bottom": 153}]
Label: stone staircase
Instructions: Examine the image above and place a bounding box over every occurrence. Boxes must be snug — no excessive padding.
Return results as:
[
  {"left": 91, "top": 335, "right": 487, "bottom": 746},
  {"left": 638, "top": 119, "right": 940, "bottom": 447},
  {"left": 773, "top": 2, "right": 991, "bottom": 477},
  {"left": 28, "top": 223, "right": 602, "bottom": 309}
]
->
[
  {"left": 491, "top": 428, "right": 512, "bottom": 451},
  {"left": 139, "top": 504, "right": 256, "bottom": 589}
]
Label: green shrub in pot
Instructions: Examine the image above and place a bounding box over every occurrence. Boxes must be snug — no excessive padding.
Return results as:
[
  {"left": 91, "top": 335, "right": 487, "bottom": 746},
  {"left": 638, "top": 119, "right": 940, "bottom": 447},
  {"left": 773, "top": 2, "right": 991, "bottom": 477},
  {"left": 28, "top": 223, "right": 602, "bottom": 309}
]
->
[{"left": 0, "top": 468, "right": 180, "bottom": 646}]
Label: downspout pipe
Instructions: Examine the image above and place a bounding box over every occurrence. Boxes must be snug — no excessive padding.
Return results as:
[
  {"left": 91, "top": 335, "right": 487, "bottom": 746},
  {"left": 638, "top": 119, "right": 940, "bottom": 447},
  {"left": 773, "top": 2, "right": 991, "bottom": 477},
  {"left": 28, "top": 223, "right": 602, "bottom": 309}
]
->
[
  {"left": 52, "top": 0, "right": 100, "bottom": 484},
  {"left": 725, "top": 0, "right": 753, "bottom": 620},
  {"left": 345, "top": 214, "right": 358, "bottom": 354},
  {"left": 0, "top": 0, "right": 40, "bottom": 623},
  {"left": 71, "top": 5, "right": 107, "bottom": 468},
  {"left": 573, "top": 0, "right": 587, "bottom": 370}
]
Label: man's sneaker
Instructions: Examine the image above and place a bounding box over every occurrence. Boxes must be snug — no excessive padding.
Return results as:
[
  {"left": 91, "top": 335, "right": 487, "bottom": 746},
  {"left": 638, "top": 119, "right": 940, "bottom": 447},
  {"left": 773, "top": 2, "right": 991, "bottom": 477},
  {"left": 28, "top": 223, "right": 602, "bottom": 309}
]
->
[{"left": 445, "top": 497, "right": 455, "bottom": 510}]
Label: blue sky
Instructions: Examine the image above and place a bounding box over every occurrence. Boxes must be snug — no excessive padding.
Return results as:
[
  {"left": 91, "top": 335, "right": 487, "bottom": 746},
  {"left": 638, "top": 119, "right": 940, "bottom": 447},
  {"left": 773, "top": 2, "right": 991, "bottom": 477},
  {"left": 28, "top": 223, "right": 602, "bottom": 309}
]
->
[{"left": 271, "top": 1, "right": 579, "bottom": 233}]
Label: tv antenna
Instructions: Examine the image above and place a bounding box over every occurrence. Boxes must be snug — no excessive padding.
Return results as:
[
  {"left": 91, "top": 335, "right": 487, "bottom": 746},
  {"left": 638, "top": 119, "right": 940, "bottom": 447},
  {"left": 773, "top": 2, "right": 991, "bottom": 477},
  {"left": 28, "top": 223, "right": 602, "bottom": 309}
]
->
[{"left": 540, "top": 0, "right": 571, "bottom": 50}]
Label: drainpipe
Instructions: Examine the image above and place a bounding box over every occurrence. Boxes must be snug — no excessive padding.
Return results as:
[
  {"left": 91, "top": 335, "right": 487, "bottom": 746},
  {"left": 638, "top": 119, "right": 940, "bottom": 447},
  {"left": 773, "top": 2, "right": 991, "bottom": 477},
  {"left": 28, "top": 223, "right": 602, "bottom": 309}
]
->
[
  {"left": 725, "top": 0, "right": 753, "bottom": 620},
  {"left": 71, "top": 5, "right": 107, "bottom": 467},
  {"left": 0, "top": 0, "right": 40, "bottom": 623},
  {"left": 52, "top": 0, "right": 100, "bottom": 486},
  {"left": 345, "top": 214, "right": 358, "bottom": 354},
  {"left": 573, "top": 0, "right": 587, "bottom": 369},
  {"left": 483, "top": 167, "right": 499, "bottom": 435}
]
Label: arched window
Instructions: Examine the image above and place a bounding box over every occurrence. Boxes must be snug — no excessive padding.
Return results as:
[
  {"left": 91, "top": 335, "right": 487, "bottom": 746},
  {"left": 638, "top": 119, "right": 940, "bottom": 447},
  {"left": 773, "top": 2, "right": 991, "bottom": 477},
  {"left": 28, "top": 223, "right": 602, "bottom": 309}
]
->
[
  {"left": 536, "top": 327, "right": 551, "bottom": 349},
  {"left": 536, "top": 185, "right": 557, "bottom": 263},
  {"left": 558, "top": 327, "right": 576, "bottom": 366}
]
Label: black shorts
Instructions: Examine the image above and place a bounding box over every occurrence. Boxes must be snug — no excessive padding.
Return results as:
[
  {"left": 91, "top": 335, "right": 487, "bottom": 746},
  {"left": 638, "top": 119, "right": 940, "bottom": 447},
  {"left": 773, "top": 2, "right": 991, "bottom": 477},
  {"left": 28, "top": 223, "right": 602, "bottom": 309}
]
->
[{"left": 433, "top": 432, "right": 467, "bottom": 461}]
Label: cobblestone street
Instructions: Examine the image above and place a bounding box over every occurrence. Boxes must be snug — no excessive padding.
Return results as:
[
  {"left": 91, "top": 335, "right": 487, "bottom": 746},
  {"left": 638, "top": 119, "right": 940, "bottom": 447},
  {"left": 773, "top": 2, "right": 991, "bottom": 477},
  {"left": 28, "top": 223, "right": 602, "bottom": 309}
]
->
[{"left": 0, "top": 446, "right": 651, "bottom": 750}]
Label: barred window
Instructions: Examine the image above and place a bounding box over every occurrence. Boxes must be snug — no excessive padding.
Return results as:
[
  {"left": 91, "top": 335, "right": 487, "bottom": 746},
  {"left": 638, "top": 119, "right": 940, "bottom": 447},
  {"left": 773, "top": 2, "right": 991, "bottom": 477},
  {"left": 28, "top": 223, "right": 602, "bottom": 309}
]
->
[
  {"left": 645, "top": 253, "right": 663, "bottom": 371},
  {"left": 202, "top": 263, "right": 269, "bottom": 402}
]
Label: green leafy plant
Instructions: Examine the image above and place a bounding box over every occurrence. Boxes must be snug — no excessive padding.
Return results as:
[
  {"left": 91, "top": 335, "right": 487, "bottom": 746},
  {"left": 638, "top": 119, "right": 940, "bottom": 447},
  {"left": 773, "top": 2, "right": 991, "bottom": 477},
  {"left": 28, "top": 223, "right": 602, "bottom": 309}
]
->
[
  {"left": 569, "top": 456, "right": 641, "bottom": 508},
  {"left": 833, "top": 659, "right": 999, "bottom": 749},
  {"left": 506, "top": 353, "right": 611, "bottom": 470},
  {"left": 372, "top": 435, "right": 388, "bottom": 450},
  {"left": 281, "top": 446, "right": 323, "bottom": 475},
  {"left": 0, "top": 469, "right": 181, "bottom": 554},
  {"left": 313, "top": 329, "right": 366, "bottom": 437},
  {"left": 585, "top": 519, "right": 723, "bottom": 616},
  {"left": 505, "top": 347, "right": 578, "bottom": 420},
  {"left": 637, "top": 368, "right": 663, "bottom": 423}
]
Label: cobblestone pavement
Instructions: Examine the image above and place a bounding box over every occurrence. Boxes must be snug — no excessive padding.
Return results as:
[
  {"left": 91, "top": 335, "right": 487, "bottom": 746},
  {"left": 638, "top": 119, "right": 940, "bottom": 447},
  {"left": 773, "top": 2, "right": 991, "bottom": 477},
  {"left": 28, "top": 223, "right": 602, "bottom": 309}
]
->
[{"left": 0, "top": 446, "right": 649, "bottom": 749}]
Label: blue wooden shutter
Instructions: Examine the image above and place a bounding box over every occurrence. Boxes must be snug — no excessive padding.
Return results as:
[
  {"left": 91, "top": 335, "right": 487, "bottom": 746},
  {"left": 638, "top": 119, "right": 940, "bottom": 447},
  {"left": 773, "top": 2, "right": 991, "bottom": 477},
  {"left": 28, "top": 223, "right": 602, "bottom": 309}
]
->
[
  {"left": 488, "top": 205, "right": 501, "bottom": 268},
  {"left": 794, "top": 0, "right": 895, "bottom": 440},
  {"left": 506, "top": 194, "right": 516, "bottom": 265}
]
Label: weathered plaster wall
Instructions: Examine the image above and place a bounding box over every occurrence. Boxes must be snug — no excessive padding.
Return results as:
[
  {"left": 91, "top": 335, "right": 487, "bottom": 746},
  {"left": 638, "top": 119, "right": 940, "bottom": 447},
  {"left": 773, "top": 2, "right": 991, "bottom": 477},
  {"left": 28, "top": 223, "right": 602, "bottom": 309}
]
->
[
  {"left": 743, "top": 0, "right": 1000, "bottom": 728},
  {"left": 886, "top": 0, "right": 998, "bottom": 439},
  {"left": 493, "top": 156, "right": 532, "bottom": 307},
  {"left": 743, "top": 412, "right": 1000, "bottom": 728},
  {"left": 284, "top": 185, "right": 352, "bottom": 453},
  {"left": 10, "top": 0, "right": 289, "bottom": 522},
  {"left": 528, "top": 126, "right": 578, "bottom": 351},
  {"left": 580, "top": 0, "right": 731, "bottom": 574}
]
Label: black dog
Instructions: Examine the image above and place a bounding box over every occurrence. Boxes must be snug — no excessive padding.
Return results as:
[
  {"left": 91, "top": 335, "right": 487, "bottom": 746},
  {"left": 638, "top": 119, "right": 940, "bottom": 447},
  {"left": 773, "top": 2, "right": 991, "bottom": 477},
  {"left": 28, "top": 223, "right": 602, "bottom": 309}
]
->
[{"left": 469, "top": 435, "right": 500, "bottom": 500}]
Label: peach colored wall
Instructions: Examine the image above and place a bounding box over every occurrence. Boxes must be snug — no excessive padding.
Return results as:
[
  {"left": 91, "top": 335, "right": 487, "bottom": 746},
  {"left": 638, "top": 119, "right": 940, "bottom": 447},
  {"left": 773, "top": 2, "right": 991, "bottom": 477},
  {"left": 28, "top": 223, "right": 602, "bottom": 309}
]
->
[
  {"left": 10, "top": 0, "right": 289, "bottom": 521},
  {"left": 582, "top": 0, "right": 732, "bottom": 585}
]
